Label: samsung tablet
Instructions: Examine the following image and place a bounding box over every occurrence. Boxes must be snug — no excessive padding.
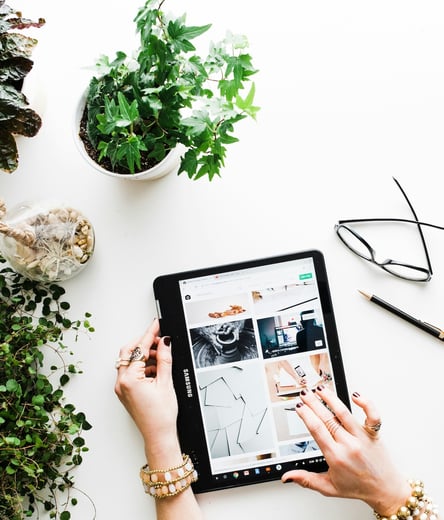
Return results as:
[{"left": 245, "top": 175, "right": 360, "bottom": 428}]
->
[{"left": 153, "top": 250, "right": 349, "bottom": 493}]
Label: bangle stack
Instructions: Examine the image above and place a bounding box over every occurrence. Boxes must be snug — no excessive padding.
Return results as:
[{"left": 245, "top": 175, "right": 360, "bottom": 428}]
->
[
  {"left": 374, "top": 480, "right": 439, "bottom": 520},
  {"left": 140, "top": 454, "right": 198, "bottom": 499}
]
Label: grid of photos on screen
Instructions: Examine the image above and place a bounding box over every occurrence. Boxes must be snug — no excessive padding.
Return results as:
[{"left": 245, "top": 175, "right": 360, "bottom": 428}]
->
[
  {"left": 182, "top": 272, "right": 336, "bottom": 472},
  {"left": 254, "top": 280, "right": 334, "bottom": 460}
]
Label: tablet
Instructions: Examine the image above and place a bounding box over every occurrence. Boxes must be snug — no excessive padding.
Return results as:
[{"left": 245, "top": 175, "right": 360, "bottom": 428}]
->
[{"left": 153, "top": 250, "right": 349, "bottom": 493}]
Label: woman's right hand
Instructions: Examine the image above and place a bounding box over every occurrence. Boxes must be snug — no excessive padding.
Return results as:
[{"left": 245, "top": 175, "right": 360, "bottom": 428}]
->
[{"left": 282, "top": 386, "right": 411, "bottom": 517}]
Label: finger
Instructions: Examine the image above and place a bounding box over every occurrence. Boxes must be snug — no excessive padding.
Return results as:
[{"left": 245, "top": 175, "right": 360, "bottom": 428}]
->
[
  {"left": 137, "top": 318, "right": 161, "bottom": 357},
  {"left": 117, "top": 342, "right": 135, "bottom": 362},
  {"left": 121, "top": 319, "right": 160, "bottom": 367},
  {"left": 299, "top": 389, "right": 348, "bottom": 442},
  {"left": 351, "top": 392, "right": 382, "bottom": 436},
  {"left": 145, "top": 364, "right": 157, "bottom": 377},
  {"left": 115, "top": 319, "right": 160, "bottom": 379},
  {"left": 154, "top": 336, "right": 173, "bottom": 385},
  {"left": 115, "top": 344, "right": 133, "bottom": 373},
  {"left": 281, "top": 469, "right": 337, "bottom": 496},
  {"left": 294, "top": 400, "right": 338, "bottom": 456},
  {"left": 299, "top": 389, "right": 334, "bottom": 422},
  {"left": 314, "top": 385, "right": 360, "bottom": 436},
  {"left": 119, "top": 318, "right": 160, "bottom": 358}
]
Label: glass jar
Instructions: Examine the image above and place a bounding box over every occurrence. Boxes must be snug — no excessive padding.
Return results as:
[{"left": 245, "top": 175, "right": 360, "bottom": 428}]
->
[{"left": 0, "top": 200, "right": 95, "bottom": 282}]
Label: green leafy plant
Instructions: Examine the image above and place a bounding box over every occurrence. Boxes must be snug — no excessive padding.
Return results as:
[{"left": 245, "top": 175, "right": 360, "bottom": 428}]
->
[
  {"left": 0, "top": 1, "right": 45, "bottom": 174},
  {"left": 0, "top": 256, "right": 95, "bottom": 520},
  {"left": 79, "top": 0, "right": 259, "bottom": 180}
]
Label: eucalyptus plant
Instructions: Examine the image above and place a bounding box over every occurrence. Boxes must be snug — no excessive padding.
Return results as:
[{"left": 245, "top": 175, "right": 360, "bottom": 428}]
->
[
  {"left": 80, "top": 0, "right": 259, "bottom": 180},
  {"left": 0, "top": 257, "right": 94, "bottom": 520}
]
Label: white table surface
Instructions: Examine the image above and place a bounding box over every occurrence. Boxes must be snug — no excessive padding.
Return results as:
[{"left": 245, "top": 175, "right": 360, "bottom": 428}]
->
[{"left": 2, "top": 1, "right": 444, "bottom": 518}]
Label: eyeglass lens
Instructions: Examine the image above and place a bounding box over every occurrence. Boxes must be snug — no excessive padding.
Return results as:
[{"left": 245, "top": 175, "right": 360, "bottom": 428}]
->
[{"left": 336, "top": 225, "right": 430, "bottom": 281}]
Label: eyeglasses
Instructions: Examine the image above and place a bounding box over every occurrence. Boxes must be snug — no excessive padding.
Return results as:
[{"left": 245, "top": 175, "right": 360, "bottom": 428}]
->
[{"left": 335, "top": 177, "right": 444, "bottom": 282}]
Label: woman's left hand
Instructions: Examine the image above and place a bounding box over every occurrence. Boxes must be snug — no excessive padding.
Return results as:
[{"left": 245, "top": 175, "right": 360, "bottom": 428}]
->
[{"left": 114, "top": 318, "right": 179, "bottom": 461}]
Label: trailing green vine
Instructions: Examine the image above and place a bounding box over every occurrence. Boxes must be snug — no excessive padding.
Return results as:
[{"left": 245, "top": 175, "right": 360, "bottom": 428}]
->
[{"left": 0, "top": 256, "right": 94, "bottom": 520}]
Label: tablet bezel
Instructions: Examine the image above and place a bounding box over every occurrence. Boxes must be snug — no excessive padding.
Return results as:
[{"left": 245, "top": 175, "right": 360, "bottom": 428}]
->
[{"left": 153, "top": 250, "right": 349, "bottom": 493}]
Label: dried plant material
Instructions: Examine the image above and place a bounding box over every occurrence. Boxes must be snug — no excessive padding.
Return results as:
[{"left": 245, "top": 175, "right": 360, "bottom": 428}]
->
[{"left": 0, "top": 201, "right": 95, "bottom": 282}]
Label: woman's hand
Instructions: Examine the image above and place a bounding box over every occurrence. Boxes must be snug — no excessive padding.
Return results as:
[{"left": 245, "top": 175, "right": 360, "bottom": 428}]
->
[
  {"left": 114, "top": 319, "right": 180, "bottom": 464},
  {"left": 115, "top": 321, "right": 204, "bottom": 518},
  {"left": 281, "top": 386, "right": 411, "bottom": 517}
]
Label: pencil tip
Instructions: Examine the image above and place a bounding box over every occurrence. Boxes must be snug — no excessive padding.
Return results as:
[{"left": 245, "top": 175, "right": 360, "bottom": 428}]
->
[{"left": 358, "top": 290, "right": 371, "bottom": 300}]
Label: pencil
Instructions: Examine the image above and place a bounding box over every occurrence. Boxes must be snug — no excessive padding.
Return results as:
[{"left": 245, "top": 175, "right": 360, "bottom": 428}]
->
[{"left": 358, "top": 290, "right": 444, "bottom": 342}]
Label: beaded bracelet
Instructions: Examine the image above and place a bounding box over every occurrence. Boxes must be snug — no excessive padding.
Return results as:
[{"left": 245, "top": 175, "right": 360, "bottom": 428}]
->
[
  {"left": 140, "top": 454, "right": 198, "bottom": 499},
  {"left": 373, "top": 480, "right": 439, "bottom": 520}
]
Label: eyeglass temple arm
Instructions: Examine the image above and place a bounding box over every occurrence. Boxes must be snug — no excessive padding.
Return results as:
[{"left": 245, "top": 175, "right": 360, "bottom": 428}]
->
[
  {"left": 337, "top": 217, "right": 444, "bottom": 231},
  {"left": 392, "top": 177, "right": 433, "bottom": 275}
]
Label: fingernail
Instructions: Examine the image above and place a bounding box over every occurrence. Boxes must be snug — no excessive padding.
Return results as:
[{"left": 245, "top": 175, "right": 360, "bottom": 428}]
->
[
  {"left": 352, "top": 391, "right": 360, "bottom": 398},
  {"left": 163, "top": 336, "right": 171, "bottom": 347},
  {"left": 300, "top": 389, "right": 307, "bottom": 396},
  {"left": 316, "top": 384, "right": 325, "bottom": 392},
  {"left": 296, "top": 402, "right": 304, "bottom": 408},
  {"left": 283, "top": 478, "right": 292, "bottom": 484}
]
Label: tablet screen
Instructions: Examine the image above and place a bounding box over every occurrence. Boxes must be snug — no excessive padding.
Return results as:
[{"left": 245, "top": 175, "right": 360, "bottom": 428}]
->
[{"left": 154, "top": 250, "right": 349, "bottom": 492}]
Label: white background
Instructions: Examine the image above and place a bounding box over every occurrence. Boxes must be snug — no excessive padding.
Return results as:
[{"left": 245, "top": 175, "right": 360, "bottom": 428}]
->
[{"left": 2, "top": 1, "right": 444, "bottom": 518}]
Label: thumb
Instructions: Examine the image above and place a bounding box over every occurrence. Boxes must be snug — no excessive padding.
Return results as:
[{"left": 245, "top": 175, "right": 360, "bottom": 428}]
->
[
  {"left": 155, "top": 336, "right": 173, "bottom": 384},
  {"left": 282, "top": 470, "right": 335, "bottom": 496}
]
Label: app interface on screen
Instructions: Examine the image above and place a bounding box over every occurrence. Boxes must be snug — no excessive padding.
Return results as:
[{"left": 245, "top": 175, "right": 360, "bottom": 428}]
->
[{"left": 179, "top": 257, "right": 335, "bottom": 476}]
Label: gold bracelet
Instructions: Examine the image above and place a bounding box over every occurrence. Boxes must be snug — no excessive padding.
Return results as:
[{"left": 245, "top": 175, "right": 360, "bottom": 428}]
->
[
  {"left": 374, "top": 480, "right": 439, "bottom": 520},
  {"left": 140, "top": 454, "right": 198, "bottom": 499}
]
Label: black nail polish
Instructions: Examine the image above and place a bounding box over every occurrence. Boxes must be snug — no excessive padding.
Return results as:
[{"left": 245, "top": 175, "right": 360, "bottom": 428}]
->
[
  {"left": 296, "top": 402, "right": 304, "bottom": 408},
  {"left": 352, "top": 391, "right": 360, "bottom": 398},
  {"left": 300, "top": 389, "right": 307, "bottom": 396},
  {"left": 317, "top": 384, "right": 325, "bottom": 392},
  {"left": 163, "top": 336, "right": 171, "bottom": 346}
]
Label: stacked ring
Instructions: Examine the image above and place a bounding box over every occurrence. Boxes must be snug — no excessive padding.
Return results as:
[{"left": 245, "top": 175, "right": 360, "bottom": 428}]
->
[
  {"left": 115, "top": 344, "right": 147, "bottom": 369},
  {"left": 115, "top": 358, "right": 131, "bottom": 369},
  {"left": 325, "top": 416, "right": 341, "bottom": 439}
]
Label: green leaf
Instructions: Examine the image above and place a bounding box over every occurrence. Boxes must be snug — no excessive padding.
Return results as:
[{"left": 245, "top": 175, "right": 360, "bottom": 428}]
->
[
  {"left": 5, "top": 436, "right": 21, "bottom": 446},
  {"left": 117, "top": 91, "right": 139, "bottom": 124},
  {"left": 180, "top": 23, "right": 212, "bottom": 41},
  {"left": 60, "top": 374, "right": 70, "bottom": 386},
  {"left": 0, "top": 127, "right": 18, "bottom": 173},
  {"left": 68, "top": 424, "right": 80, "bottom": 435},
  {"left": 73, "top": 437, "right": 85, "bottom": 448},
  {"left": 235, "top": 83, "right": 260, "bottom": 119},
  {"left": 32, "top": 395, "right": 45, "bottom": 406},
  {"left": 167, "top": 20, "right": 212, "bottom": 52},
  {"left": 6, "top": 379, "right": 19, "bottom": 392},
  {"left": 181, "top": 115, "right": 208, "bottom": 135}
]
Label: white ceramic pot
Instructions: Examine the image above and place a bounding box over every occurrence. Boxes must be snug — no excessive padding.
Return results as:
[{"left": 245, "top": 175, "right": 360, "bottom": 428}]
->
[{"left": 74, "top": 92, "right": 183, "bottom": 181}]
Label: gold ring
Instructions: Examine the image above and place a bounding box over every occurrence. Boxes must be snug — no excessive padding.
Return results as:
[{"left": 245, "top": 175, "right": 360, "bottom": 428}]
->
[
  {"left": 115, "top": 358, "right": 131, "bottom": 369},
  {"left": 129, "top": 345, "right": 146, "bottom": 363},
  {"left": 364, "top": 419, "right": 382, "bottom": 435},
  {"left": 324, "top": 416, "right": 341, "bottom": 439}
]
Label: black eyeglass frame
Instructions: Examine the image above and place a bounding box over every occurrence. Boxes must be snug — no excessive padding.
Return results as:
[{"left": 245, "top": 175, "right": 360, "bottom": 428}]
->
[{"left": 335, "top": 178, "right": 444, "bottom": 282}]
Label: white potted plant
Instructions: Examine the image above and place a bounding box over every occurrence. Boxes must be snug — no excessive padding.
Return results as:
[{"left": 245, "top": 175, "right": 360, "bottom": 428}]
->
[{"left": 76, "top": 0, "right": 259, "bottom": 181}]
